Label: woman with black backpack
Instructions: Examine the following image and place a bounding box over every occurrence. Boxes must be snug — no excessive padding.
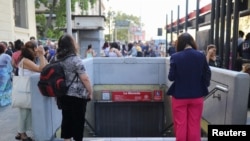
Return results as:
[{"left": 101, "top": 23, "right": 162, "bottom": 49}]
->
[{"left": 56, "top": 34, "right": 93, "bottom": 141}]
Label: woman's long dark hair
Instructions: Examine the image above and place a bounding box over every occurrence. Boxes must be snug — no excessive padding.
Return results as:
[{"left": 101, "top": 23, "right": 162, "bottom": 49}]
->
[
  {"left": 102, "top": 41, "right": 109, "bottom": 49},
  {"left": 56, "top": 34, "right": 77, "bottom": 59},
  {"left": 176, "top": 32, "right": 198, "bottom": 52},
  {"left": 127, "top": 43, "right": 133, "bottom": 51}
]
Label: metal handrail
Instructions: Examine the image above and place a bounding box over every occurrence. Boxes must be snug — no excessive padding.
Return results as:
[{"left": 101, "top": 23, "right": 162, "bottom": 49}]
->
[
  {"left": 205, "top": 85, "right": 229, "bottom": 100},
  {"left": 201, "top": 85, "right": 229, "bottom": 134}
]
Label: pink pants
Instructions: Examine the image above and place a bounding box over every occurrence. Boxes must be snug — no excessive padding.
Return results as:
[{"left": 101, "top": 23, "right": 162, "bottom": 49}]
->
[{"left": 171, "top": 97, "right": 204, "bottom": 141}]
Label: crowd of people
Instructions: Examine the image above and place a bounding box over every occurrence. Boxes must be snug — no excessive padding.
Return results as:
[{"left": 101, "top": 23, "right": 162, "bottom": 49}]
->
[
  {"left": 101, "top": 40, "right": 166, "bottom": 57},
  {"left": 1, "top": 31, "right": 250, "bottom": 141}
]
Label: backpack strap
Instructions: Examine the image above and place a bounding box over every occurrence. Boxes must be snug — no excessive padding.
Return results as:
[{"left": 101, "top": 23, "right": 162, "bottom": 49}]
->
[
  {"left": 67, "top": 73, "right": 78, "bottom": 89},
  {"left": 57, "top": 54, "right": 78, "bottom": 89}
]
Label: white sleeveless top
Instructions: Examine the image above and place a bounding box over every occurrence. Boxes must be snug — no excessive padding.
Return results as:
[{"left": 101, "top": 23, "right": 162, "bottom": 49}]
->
[
  {"left": 18, "top": 58, "right": 39, "bottom": 76},
  {"left": 108, "top": 51, "right": 118, "bottom": 57}
]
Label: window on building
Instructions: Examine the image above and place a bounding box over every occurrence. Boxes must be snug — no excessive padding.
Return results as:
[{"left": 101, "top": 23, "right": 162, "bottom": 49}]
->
[{"left": 14, "top": 0, "right": 28, "bottom": 28}]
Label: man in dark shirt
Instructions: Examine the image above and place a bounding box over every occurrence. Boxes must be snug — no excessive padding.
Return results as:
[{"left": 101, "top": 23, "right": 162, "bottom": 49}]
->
[
  {"left": 168, "top": 41, "right": 176, "bottom": 56},
  {"left": 241, "top": 33, "right": 250, "bottom": 60}
]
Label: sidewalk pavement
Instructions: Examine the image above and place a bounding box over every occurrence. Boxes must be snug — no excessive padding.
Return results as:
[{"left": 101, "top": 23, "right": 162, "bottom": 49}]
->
[{"left": 0, "top": 104, "right": 19, "bottom": 141}]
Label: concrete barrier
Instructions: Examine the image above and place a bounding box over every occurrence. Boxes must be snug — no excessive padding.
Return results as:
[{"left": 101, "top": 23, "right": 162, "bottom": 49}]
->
[
  {"left": 203, "top": 66, "right": 250, "bottom": 125},
  {"left": 29, "top": 57, "right": 250, "bottom": 140},
  {"left": 86, "top": 57, "right": 169, "bottom": 137},
  {"left": 30, "top": 74, "right": 61, "bottom": 141}
]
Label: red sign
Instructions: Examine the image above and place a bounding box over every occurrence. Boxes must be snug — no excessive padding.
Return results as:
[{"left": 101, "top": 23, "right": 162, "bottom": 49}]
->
[
  {"left": 112, "top": 91, "right": 152, "bottom": 102},
  {"left": 153, "top": 90, "right": 163, "bottom": 101}
]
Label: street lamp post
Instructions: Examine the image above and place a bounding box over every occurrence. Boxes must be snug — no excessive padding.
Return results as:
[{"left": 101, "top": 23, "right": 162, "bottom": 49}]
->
[
  {"left": 109, "top": 20, "right": 111, "bottom": 41},
  {"left": 108, "top": 10, "right": 115, "bottom": 41},
  {"left": 166, "top": 14, "right": 168, "bottom": 57},
  {"left": 108, "top": 10, "right": 115, "bottom": 42},
  {"left": 99, "top": 0, "right": 101, "bottom": 15},
  {"left": 66, "top": 0, "right": 72, "bottom": 35},
  {"left": 108, "top": 11, "right": 112, "bottom": 42}
]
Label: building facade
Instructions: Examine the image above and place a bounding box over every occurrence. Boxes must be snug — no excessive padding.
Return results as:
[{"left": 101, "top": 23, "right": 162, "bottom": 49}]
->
[{"left": 0, "top": 0, "right": 37, "bottom": 42}]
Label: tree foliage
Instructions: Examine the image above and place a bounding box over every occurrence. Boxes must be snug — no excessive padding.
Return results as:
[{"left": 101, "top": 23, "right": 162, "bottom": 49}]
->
[
  {"left": 35, "top": 0, "right": 97, "bottom": 39},
  {"left": 90, "top": 0, "right": 97, "bottom": 8},
  {"left": 106, "top": 11, "right": 142, "bottom": 42},
  {"left": 79, "top": 0, "right": 89, "bottom": 15}
]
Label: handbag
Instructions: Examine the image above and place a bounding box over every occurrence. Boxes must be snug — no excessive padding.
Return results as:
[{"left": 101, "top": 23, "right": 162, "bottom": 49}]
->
[{"left": 11, "top": 59, "right": 31, "bottom": 109}]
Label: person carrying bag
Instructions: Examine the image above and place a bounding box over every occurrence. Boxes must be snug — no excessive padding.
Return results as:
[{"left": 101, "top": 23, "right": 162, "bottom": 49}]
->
[
  {"left": 12, "top": 59, "right": 31, "bottom": 109},
  {"left": 13, "top": 40, "right": 48, "bottom": 141}
]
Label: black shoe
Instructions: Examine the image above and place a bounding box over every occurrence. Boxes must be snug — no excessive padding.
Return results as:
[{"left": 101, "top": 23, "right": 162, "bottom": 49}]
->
[{"left": 15, "top": 133, "right": 21, "bottom": 140}]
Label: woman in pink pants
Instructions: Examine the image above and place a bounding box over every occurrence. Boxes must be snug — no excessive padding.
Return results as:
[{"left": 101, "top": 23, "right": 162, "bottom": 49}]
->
[{"left": 167, "top": 33, "right": 211, "bottom": 141}]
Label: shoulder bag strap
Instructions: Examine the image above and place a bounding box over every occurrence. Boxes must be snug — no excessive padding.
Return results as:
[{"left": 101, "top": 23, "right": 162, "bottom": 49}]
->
[
  {"left": 19, "top": 58, "right": 25, "bottom": 76},
  {"left": 67, "top": 73, "right": 78, "bottom": 88}
]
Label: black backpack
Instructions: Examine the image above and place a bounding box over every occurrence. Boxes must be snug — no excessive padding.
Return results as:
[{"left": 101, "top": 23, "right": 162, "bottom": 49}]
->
[{"left": 37, "top": 55, "right": 76, "bottom": 97}]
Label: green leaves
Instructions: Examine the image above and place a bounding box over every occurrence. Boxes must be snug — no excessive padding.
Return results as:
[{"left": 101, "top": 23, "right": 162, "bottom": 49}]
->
[
  {"left": 36, "top": 0, "right": 97, "bottom": 39},
  {"left": 90, "top": 0, "right": 97, "bottom": 8},
  {"left": 106, "top": 11, "right": 142, "bottom": 42}
]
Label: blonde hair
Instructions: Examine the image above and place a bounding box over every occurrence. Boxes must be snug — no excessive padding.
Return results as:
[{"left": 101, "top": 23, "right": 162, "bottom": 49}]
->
[{"left": 242, "top": 63, "right": 250, "bottom": 74}]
